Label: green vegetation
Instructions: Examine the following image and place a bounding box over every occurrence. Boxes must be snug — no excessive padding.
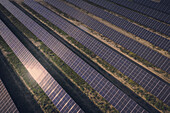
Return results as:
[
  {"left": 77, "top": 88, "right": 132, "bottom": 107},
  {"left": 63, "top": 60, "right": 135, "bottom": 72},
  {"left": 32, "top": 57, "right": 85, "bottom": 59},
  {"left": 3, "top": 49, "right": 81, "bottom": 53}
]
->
[
  {"left": 119, "top": 47, "right": 169, "bottom": 79},
  {"left": 66, "top": 36, "right": 96, "bottom": 58},
  {"left": 21, "top": 2, "right": 170, "bottom": 112},
  {"left": 40, "top": 43, "right": 87, "bottom": 86},
  {"left": 120, "top": 47, "right": 154, "bottom": 67},
  {"left": 0, "top": 36, "right": 59, "bottom": 113}
]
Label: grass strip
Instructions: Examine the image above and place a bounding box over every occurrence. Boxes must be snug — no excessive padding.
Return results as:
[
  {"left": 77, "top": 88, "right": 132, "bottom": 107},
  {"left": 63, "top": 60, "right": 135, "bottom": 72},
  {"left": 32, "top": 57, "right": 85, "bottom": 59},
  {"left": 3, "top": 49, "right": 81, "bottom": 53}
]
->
[{"left": 0, "top": 36, "right": 59, "bottom": 113}]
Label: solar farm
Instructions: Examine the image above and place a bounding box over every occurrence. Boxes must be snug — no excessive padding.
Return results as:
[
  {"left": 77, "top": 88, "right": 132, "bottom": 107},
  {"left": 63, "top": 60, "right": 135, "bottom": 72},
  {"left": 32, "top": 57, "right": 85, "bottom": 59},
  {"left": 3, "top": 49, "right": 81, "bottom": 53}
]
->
[{"left": 0, "top": 0, "right": 169, "bottom": 113}]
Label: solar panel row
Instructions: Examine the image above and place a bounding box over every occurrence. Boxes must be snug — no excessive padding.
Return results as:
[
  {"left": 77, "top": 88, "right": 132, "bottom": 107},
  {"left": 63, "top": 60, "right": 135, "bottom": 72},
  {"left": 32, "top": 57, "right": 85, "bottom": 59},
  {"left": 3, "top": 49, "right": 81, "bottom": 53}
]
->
[
  {"left": 0, "top": 19, "right": 83, "bottom": 113},
  {"left": 133, "top": 0, "right": 170, "bottom": 14},
  {"left": 0, "top": 79, "right": 19, "bottom": 113},
  {"left": 66, "top": 0, "right": 170, "bottom": 52},
  {"left": 109, "top": 0, "right": 170, "bottom": 23},
  {"left": 1, "top": 1, "right": 148, "bottom": 112},
  {"left": 44, "top": 0, "right": 170, "bottom": 74},
  {"left": 86, "top": 0, "right": 170, "bottom": 36},
  {"left": 24, "top": 0, "right": 170, "bottom": 105}
]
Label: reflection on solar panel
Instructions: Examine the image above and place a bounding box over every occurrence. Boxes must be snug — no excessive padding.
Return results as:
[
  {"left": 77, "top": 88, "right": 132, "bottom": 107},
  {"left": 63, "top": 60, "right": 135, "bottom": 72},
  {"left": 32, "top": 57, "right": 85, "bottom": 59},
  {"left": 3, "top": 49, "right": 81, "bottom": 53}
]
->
[
  {"left": 0, "top": 79, "right": 19, "bottom": 113},
  {"left": 109, "top": 0, "right": 170, "bottom": 23},
  {"left": 65, "top": 0, "right": 169, "bottom": 52},
  {"left": 24, "top": 0, "right": 170, "bottom": 105},
  {"left": 133, "top": 0, "right": 170, "bottom": 14},
  {"left": 0, "top": 1, "right": 149, "bottom": 112},
  {"left": 44, "top": 0, "right": 170, "bottom": 74},
  {"left": 86, "top": 0, "right": 170, "bottom": 36},
  {"left": 0, "top": 19, "right": 83, "bottom": 113}
]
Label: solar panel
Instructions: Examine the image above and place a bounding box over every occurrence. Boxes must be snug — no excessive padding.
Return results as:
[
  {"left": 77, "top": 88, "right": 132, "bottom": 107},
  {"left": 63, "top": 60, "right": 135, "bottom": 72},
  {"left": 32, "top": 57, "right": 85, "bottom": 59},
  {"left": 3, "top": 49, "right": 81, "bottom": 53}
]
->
[
  {"left": 0, "top": 1, "right": 148, "bottom": 112},
  {"left": 109, "top": 0, "right": 170, "bottom": 22},
  {"left": 44, "top": 0, "right": 170, "bottom": 74},
  {"left": 0, "top": 19, "right": 83, "bottom": 113},
  {"left": 66, "top": 0, "right": 170, "bottom": 52},
  {"left": 133, "top": 0, "right": 170, "bottom": 14},
  {"left": 24, "top": 0, "right": 170, "bottom": 105},
  {"left": 0, "top": 79, "right": 19, "bottom": 113},
  {"left": 86, "top": 0, "right": 170, "bottom": 35}
]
